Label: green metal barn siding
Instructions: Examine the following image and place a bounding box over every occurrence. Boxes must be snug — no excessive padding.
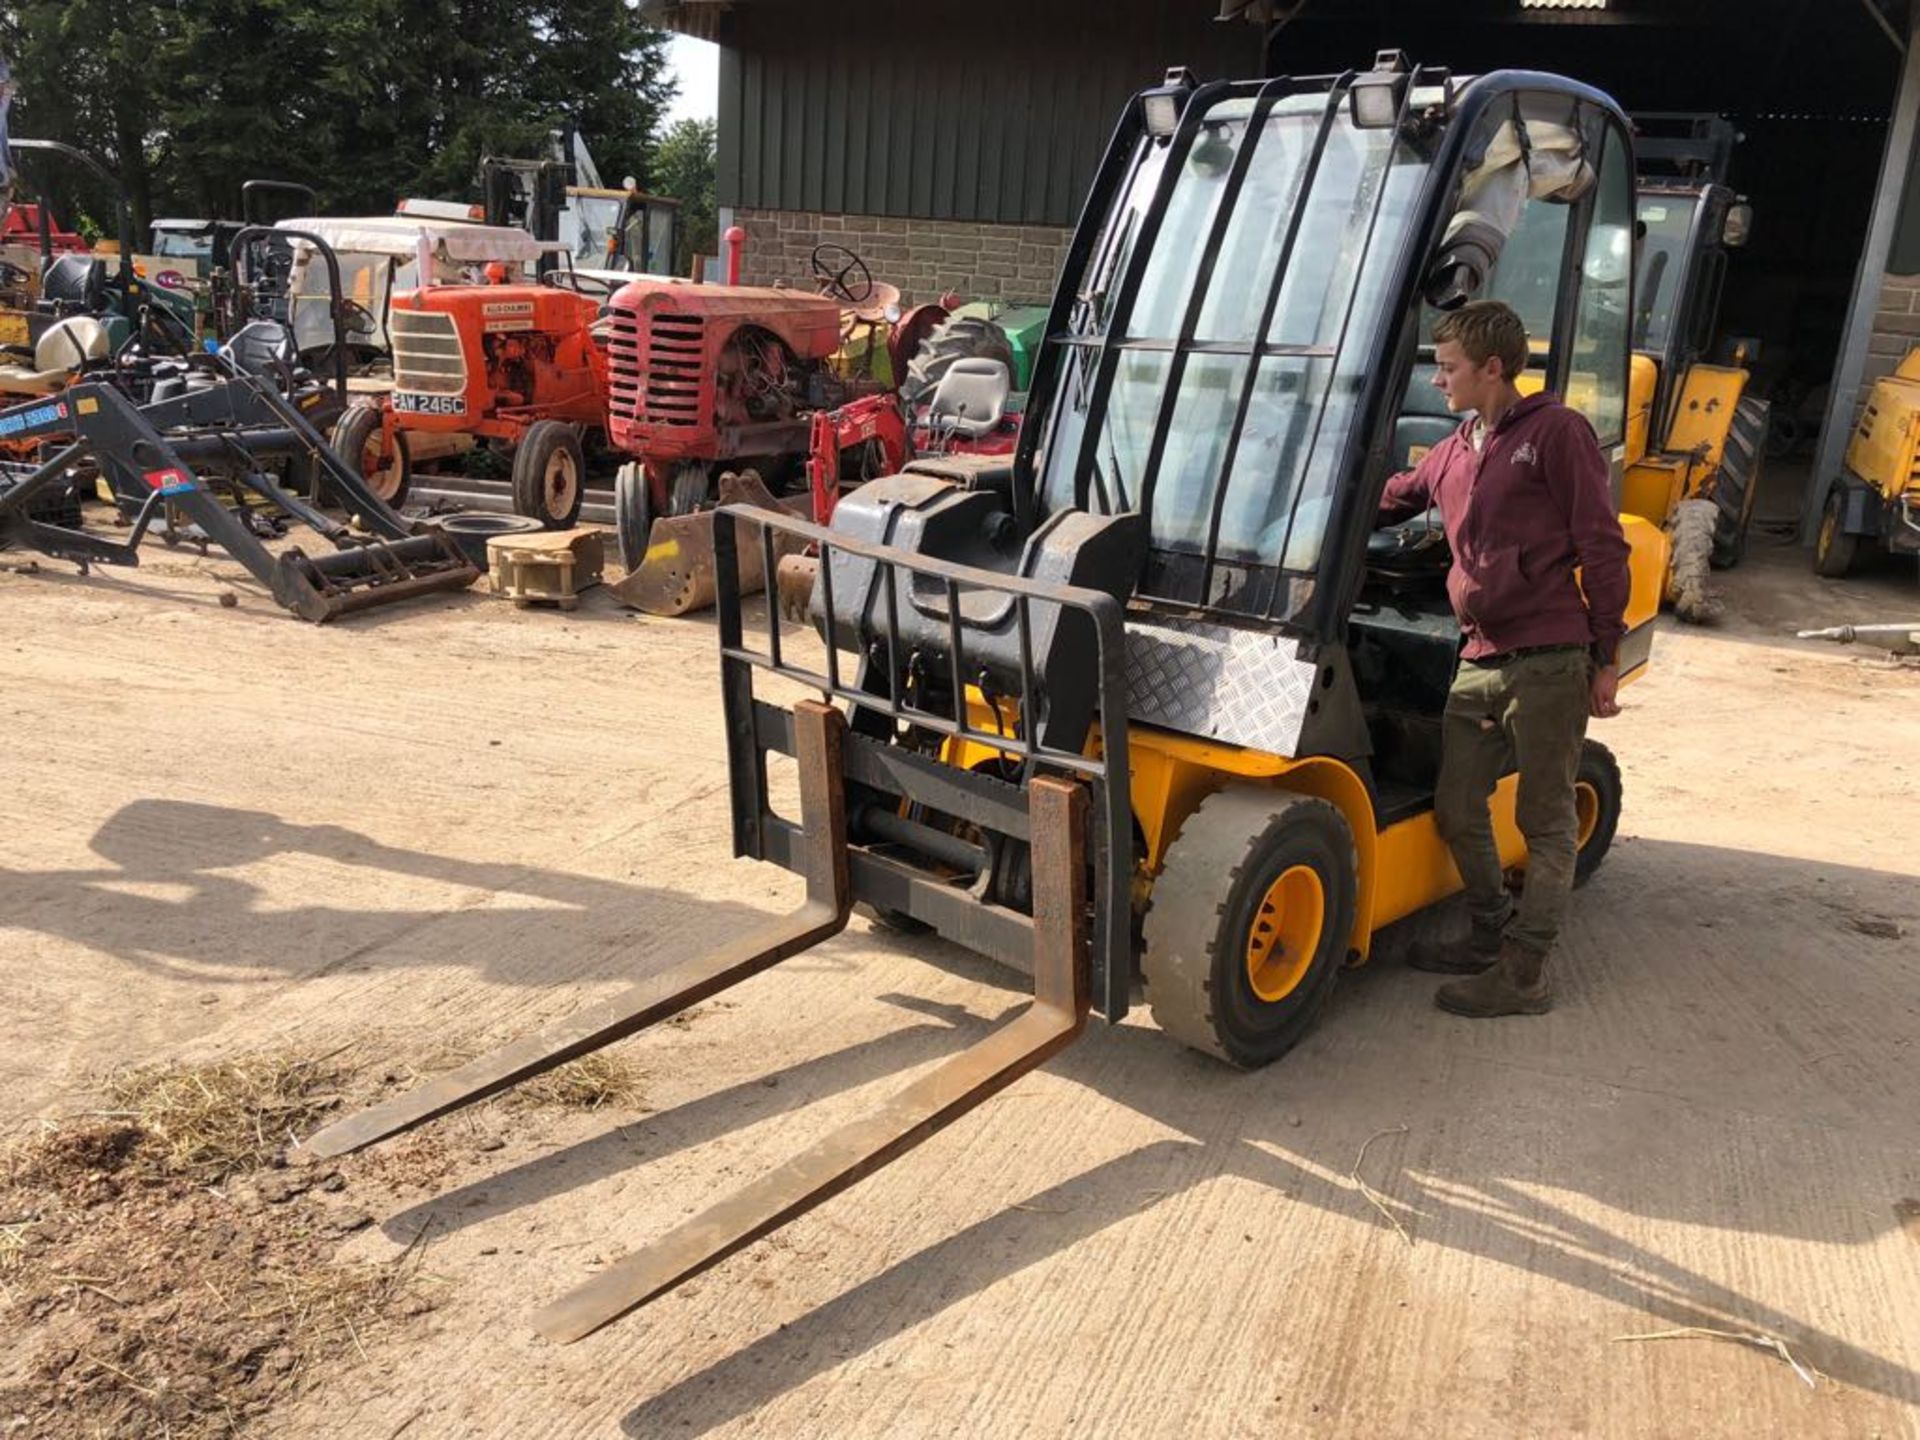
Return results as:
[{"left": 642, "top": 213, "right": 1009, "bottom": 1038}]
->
[{"left": 716, "top": 2, "right": 1257, "bottom": 226}]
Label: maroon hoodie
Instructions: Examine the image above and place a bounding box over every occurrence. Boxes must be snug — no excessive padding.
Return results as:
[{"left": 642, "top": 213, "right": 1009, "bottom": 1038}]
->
[{"left": 1378, "top": 392, "right": 1631, "bottom": 664}]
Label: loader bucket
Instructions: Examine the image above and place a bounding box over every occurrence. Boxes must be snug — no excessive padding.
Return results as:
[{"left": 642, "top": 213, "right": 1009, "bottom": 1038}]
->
[
  {"left": 272, "top": 529, "right": 482, "bottom": 623},
  {"left": 305, "top": 498, "right": 1135, "bottom": 1344},
  {"left": 608, "top": 469, "right": 808, "bottom": 616},
  {"left": 0, "top": 378, "right": 482, "bottom": 622}
]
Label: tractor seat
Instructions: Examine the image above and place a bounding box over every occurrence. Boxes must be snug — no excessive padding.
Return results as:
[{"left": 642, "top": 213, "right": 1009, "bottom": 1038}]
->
[
  {"left": 926, "top": 357, "right": 1011, "bottom": 439},
  {"left": 1390, "top": 415, "right": 1459, "bottom": 472},
  {"left": 38, "top": 254, "right": 106, "bottom": 314},
  {"left": 846, "top": 280, "right": 902, "bottom": 326},
  {"left": 220, "top": 319, "right": 298, "bottom": 379},
  {"left": 0, "top": 315, "right": 110, "bottom": 395}
]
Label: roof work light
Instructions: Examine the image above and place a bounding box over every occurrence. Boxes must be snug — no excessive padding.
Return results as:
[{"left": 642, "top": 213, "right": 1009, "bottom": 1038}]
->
[
  {"left": 1142, "top": 67, "right": 1197, "bottom": 138},
  {"left": 1350, "top": 50, "right": 1410, "bottom": 129}
]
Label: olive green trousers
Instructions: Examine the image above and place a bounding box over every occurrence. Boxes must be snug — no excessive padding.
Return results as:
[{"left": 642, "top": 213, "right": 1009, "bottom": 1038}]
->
[{"left": 1434, "top": 647, "right": 1591, "bottom": 956}]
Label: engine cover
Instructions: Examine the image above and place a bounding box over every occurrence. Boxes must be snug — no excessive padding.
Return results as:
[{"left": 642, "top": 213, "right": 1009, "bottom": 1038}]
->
[{"left": 814, "top": 474, "right": 1145, "bottom": 753}]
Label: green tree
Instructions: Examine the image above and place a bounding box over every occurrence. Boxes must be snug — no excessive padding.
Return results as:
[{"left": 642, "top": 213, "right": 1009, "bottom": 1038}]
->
[
  {"left": 0, "top": 0, "right": 678, "bottom": 231},
  {"left": 0, "top": 0, "right": 169, "bottom": 237},
  {"left": 650, "top": 116, "right": 714, "bottom": 276}
]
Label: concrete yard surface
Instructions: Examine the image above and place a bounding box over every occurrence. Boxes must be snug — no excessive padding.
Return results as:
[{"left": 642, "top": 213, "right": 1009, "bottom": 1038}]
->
[{"left": 2, "top": 523, "right": 1917, "bottom": 1439}]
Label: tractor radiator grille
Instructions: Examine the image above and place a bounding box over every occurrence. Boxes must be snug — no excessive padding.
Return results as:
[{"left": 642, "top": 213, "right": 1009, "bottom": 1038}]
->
[
  {"left": 606, "top": 307, "right": 705, "bottom": 428},
  {"left": 389, "top": 309, "right": 466, "bottom": 395},
  {"left": 642, "top": 312, "right": 703, "bottom": 427},
  {"left": 606, "top": 308, "right": 644, "bottom": 422}
]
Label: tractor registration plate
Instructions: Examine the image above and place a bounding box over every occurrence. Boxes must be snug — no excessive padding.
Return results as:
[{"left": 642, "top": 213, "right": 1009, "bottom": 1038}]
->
[{"left": 392, "top": 392, "right": 467, "bottom": 416}]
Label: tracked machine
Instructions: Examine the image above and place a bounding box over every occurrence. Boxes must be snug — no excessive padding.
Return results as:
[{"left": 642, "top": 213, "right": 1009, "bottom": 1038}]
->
[{"left": 311, "top": 54, "right": 1669, "bottom": 1341}]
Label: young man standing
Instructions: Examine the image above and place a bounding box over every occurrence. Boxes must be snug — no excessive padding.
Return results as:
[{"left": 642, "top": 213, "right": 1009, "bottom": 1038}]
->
[{"left": 1377, "top": 299, "right": 1631, "bottom": 1017}]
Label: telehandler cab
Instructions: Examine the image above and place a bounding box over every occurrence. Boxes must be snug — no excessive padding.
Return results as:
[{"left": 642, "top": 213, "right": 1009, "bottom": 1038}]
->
[{"left": 311, "top": 53, "right": 1668, "bottom": 1343}]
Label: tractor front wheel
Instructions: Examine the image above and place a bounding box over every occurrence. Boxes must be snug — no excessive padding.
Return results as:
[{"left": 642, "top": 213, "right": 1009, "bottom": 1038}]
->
[
  {"left": 1814, "top": 489, "right": 1859, "bottom": 578},
  {"left": 666, "top": 459, "right": 711, "bottom": 515},
  {"left": 512, "top": 421, "right": 586, "bottom": 530},
  {"left": 1142, "top": 788, "right": 1357, "bottom": 1069},
  {"left": 330, "top": 404, "right": 411, "bottom": 509},
  {"left": 614, "top": 460, "right": 656, "bottom": 572}
]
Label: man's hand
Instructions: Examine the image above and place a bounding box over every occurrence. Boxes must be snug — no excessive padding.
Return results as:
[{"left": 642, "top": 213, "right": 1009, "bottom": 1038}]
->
[{"left": 1589, "top": 663, "right": 1621, "bottom": 719}]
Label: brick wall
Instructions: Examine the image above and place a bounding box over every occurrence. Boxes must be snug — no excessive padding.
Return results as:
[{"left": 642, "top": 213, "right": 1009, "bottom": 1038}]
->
[
  {"left": 1851, "top": 270, "right": 1920, "bottom": 424},
  {"left": 731, "top": 207, "right": 1070, "bottom": 307},
  {"left": 1870, "top": 272, "right": 1920, "bottom": 381}
]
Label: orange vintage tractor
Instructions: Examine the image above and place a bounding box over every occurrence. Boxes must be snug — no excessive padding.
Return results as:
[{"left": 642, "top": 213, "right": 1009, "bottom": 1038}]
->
[{"left": 328, "top": 227, "right": 616, "bottom": 528}]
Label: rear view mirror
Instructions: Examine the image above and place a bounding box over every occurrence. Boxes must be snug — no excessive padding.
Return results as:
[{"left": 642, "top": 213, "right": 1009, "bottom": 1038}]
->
[{"left": 1722, "top": 202, "right": 1753, "bottom": 248}]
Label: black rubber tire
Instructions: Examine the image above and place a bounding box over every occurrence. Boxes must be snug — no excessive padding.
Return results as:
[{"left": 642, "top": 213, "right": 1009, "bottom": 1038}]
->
[
  {"left": 436, "top": 511, "right": 545, "bottom": 570},
  {"left": 897, "top": 315, "right": 1016, "bottom": 411},
  {"left": 666, "top": 459, "right": 711, "bottom": 516},
  {"left": 1710, "top": 394, "right": 1770, "bottom": 570},
  {"left": 1142, "top": 788, "right": 1357, "bottom": 1069},
  {"left": 329, "top": 403, "right": 411, "bottom": 508},
  {"left": 1813, "top": 489, "right": 1859, "bottom": 578},
  {"left": 511, "top": 420, "right": 586, "bottom": 530},
  {"left": 614, "top": 460, "right": 655, "bottom": 572},
  {"left": 1572, "top": 739, "right": 1623, "bottom": 888}
]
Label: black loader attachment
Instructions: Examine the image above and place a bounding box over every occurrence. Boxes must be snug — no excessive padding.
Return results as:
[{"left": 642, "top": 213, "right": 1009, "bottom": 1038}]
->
[
  {"left": 305, "top": 479, "right": 1140, "bottom": 1342},
  {"left": 0, "top": 375, "right": 478, "bottom": 620}
]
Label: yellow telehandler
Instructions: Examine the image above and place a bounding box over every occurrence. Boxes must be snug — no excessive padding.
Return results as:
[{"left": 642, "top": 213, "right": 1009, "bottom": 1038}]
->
[{"left": 309, "top": 52, "right": 1671, "bottom": 1344}]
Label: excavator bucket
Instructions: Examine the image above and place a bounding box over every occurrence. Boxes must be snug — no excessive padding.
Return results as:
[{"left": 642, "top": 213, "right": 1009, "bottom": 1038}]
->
[
  {"left": 608, "top": 469, "right": 807, "bottom": 616},
  {"left": 306, "top": 493, "right": 1136, "bottom": 1342},
  {"left": 0, "top": 378, "right": 479, "bottom": 621}
]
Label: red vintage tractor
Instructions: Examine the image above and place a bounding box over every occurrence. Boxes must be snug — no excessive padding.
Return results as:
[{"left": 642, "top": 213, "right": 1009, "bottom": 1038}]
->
[
  {"left": 327, "top": 226, "right": 616, "bottom": 528},
  {"left": 604, "top": 240, "right": 1017, "bottom": 610},
  {"left": 604, "top": 245, "right": 922, "bottom": 518}
]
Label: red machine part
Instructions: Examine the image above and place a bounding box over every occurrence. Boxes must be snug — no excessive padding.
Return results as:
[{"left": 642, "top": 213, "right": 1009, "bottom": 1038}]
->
[
  {"left": 1, "top": 205, "right": 86, "bottom": 253},
  {"left": 804, "top": 392, "right": 909, "bottom": 524}
]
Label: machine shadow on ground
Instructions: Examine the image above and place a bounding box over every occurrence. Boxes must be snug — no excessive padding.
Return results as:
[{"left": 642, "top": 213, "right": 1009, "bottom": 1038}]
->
[
  {"left": 412, "top": 833, "right": 1920, "bottom": 1434},
  {"left": 0, "top": 796, "right": 771, "bottom": 989}
]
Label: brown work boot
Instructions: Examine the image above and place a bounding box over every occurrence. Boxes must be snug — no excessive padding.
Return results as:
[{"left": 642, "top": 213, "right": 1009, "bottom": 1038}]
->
[
  {"left": 1434, "top": 940, "right": 1553, "bottom": 1017},
  {"left": 1406, "top": 912, "right": 1509, "bottom": 974}
]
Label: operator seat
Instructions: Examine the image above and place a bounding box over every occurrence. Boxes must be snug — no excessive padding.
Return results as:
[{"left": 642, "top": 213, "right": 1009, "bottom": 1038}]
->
[
  {"left": 220, "top": 319, "right": 299, "bottom": 380},
  {"left": 37, "top": 254, "right": 106, "bottom": 316},
  {"left": 1388, "top": 359, "right": 1462, "bottom": 475},
  {"left": 0, "top": 314, "right": 111, "bottom": 396},
  {"left": 926, "top": 357, "right": 1012, "bottom": 439}
]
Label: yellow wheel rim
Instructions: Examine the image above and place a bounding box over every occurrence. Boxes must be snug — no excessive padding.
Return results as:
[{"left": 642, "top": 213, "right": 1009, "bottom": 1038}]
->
[
  {"left": 1245, "top": 864, "right": 1325, "bottom": 1003},
  {"left": 1575, "top": 780, "right": 1600, "bottom": 850}
]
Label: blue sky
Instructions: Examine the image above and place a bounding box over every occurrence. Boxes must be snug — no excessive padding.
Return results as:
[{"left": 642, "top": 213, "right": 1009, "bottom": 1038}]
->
[{"left": 664, "top": 34, "right": 719, "bottom": 125}]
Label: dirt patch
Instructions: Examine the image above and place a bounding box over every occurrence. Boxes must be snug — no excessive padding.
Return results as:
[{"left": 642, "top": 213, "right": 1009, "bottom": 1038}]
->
[
  {"left": 0, "top": 1052, "right": 431, "bottom": 1439},
  {"left": 0, "top": 1047, "right": 642, "bottom": 1438}
]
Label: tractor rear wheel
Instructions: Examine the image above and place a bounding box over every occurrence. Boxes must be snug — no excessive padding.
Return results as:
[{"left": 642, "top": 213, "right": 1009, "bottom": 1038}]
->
[
  {"left": 898, "top": 315, "right": 1016, "bottom": 411},
  {"left": 1572, "top": 740, "right": 1623, "bottom": 888},
  {"left": 614, "top": 460, "right": 655, "bottom": 572},
  {"left": 1814, "top": 489, "right": 1859, "bottom": 578},
  {"left": 512, "top": 420, "right": 586, "bottom": 529},
  {"left": 1142, "top": 788, "right": 1357, "bottom": 1069},
  {"left": 330, "top": 403, "right": 411, "bottom": 509}
]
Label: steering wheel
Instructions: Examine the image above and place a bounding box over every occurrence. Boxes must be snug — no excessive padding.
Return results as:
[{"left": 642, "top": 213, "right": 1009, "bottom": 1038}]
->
[
  {"left": 541, "top": 268, "right": 617, "bottom": 300},
  {"left": 141, "top": 299, "right": 198, "bottom": 357},
  {"left": 334, "top": 298, "right": 379, "bottom": 339},
  {"left": 810, "top": 243, "right": 874, "bottom": 305}
]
